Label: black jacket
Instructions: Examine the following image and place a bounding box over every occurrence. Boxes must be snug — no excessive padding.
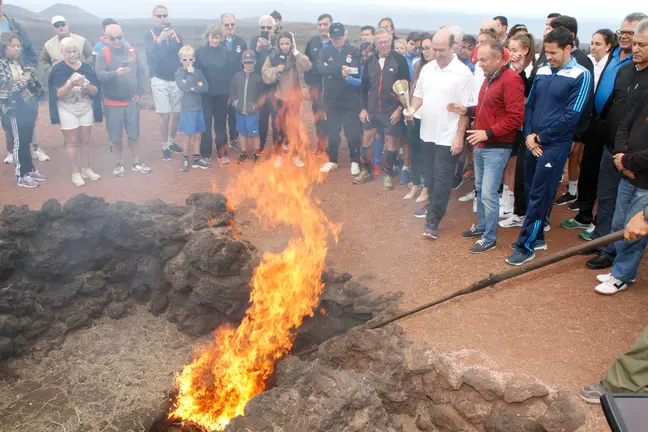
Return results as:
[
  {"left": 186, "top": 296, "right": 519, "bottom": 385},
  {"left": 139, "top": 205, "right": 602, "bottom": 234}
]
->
[
  {"left": 229, "top": 70, "right": 264, "bottom": 115},
  {"left": 361, "top": 51, "right": 410, "bottom": 114},
  {"left": 317, "top": 43, "right": 362, "bottom": 109},
  {"left": 571, "top": 50, "right": 595, "bottom": 140},
  {"left": 195, "top": 43, "right": 231, "bottom": 96},
  {"left": 603, "top": 63, "right": 648, "bottom": 151},
  {"left": 304, "top": 35, "right": 328, "bottom": 87},
  {"left": 615, "top": 89, "right": 648, "bottom": 189},
  {"left": 250, "top": 35, "right": 275, "bottom": 92},
  {"left": 143, "top": 27, "right": 183, "bottom": 81},
  {"left": 224, "top": 36, "right": 248, "bottom": 78}
]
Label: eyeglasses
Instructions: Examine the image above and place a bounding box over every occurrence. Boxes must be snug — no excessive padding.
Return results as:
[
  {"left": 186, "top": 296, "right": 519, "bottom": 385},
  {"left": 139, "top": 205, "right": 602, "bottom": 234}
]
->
[
  {"left": 109, "top": 35, "right": 123, "bottom": 41},
  {"left": 53, "top": 22, "right": 66, "bottom": 28},
  {"left": 617, "top": 30, "right": 634, "bottom": 37},
  {"left": 260, "top": 26, "right": 272, "bottom": 30},
  {"left": 155, "top": 14, "right": 168, "bottom": 19},
  {"left": 224, "top": 23, "right": 235, "bottom": 28},
  {"left": 182, "top": 57, "right": 194, "bottom": 62}
]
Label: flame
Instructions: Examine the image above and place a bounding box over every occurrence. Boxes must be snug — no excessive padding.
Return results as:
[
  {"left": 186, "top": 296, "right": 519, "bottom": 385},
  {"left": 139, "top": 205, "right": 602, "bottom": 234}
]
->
[{"left": 172, "top": 86, "right": 341, "bottom": 430}]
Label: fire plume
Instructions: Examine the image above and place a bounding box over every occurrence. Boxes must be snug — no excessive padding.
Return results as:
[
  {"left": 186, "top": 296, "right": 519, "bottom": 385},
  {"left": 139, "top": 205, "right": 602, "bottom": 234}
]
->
[{"left": 171, "top": 89, "right": 340, "bottom": 430}]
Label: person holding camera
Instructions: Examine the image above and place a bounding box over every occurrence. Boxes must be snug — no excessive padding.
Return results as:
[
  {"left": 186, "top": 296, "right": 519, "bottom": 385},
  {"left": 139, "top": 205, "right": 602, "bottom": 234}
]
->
[
  {"left": 144, "top": 4, "right": 184, "bottom": 160},
  {"left": 0, "top": 33, "right": 44, "bottom": 188},
  {"left": 96, "top": 24, "right": 151, "bottom": 178},
  {"left": 48, "top": 37, "right": 102, "bottom": 187},
  {"left": 261, "top": 31, "right": 312, "bottom": 167},
  {"left": 251, "top": 15, "right": 278, "bottom": 152},
  {"left": 317, "top": 23, "right": 362, "bottom": 176}
]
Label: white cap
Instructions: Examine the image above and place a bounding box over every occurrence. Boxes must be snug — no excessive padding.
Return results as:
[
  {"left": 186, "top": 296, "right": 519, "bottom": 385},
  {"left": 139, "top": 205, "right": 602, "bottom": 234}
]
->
[{"left": 51, "top": 16, "right": 66, "bottom": 25}]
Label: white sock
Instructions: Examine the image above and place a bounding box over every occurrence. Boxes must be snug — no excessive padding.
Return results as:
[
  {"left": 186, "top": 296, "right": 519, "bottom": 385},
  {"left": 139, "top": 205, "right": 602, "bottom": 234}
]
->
[
  {"left": 502, "top": 185, "right": 509, "bottom": 192},
  {"left": 568, "top": 181, "right": 578, "bottom": 196},
  {"left": 402, "top": 165, "right": 409, "bottom": 172},
  {"left": 505, "top": 191, "right": 515, "bottom": 211}
]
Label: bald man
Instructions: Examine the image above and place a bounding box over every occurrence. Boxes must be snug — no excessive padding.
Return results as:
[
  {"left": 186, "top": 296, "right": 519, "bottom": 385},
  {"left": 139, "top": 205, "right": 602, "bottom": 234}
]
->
[{"left": 96, "top": 24, "right": 151, "bottom": 177}]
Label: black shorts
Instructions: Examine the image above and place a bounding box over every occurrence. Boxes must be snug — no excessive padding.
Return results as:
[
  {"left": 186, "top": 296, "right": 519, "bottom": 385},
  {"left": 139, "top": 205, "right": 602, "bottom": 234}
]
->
[{"left": 363, "top": 112, "right": 405, "bottom": 137}]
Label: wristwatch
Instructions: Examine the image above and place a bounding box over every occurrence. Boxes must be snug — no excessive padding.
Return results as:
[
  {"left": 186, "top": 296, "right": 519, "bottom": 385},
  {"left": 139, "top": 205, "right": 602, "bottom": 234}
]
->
[
  {"left": 534, "top": 135, "right": 541, "bottom": 144},
  {"left": 643, "top": 207, "right": 648, "bottom": 225}
]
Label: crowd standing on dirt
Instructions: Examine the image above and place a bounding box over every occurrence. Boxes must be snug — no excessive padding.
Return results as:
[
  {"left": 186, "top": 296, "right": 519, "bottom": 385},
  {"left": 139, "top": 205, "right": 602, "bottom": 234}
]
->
[{"left": 2, "top": 2, "right": 648, "bottom": 404}]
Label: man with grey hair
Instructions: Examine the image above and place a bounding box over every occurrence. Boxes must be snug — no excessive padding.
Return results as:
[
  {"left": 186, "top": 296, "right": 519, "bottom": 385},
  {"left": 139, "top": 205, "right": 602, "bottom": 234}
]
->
[
  {"left": 251, "top": 14, "right": 277, "bottom": 151},
  {"left": 221, "top": 12, "right": 247, "bottom": 150}
]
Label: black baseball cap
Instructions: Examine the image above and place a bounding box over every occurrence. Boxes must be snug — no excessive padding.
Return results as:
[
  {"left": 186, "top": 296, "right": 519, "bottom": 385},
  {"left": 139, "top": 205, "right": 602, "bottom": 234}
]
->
[
  {"left": 329, "top": 23, "right": 345, "bottom": 38},
  {"left": 242, "top": 50, "right": 257, "bottom": 63}
]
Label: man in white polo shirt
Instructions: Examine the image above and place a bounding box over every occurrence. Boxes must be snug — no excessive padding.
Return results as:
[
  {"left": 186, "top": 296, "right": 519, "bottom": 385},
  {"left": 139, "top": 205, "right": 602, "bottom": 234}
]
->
[{"left": 406, "top": 28, "right": 475, "bottom": 239}]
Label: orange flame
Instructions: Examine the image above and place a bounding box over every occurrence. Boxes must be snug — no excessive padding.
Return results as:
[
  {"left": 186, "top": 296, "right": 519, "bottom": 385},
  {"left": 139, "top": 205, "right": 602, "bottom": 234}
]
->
[{"left": 171, "top": 86, "right": 341, "bottom": 430}]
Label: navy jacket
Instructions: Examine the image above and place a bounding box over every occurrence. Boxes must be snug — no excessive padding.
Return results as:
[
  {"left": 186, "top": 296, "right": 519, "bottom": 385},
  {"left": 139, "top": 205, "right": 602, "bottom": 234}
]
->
[
  {"left": 524, "top": 57, "right": 592, "bottom": 145},
  {"left": 195, "top": 44, "right": 230, "bottom": 97},
  {"left": 3, "top": 15, "right": 37, "bottom": 67},
  {"left": 304, "top": 35, "right": 330, "bottom": 87},
  {"left": 361, "top": 51, "right": 410, "bottom": 115},
  {"left": 250, "top": 36, "right": 274, "bottom": 92},
  {"left": 144, "top": 27, "right": 183, "bottom": 81},
  {"left": 224, "top": 36, "right": 248, "bottom": 75},
  {"left": 317, "top": 42, "right": 362, "bottom": 109}
]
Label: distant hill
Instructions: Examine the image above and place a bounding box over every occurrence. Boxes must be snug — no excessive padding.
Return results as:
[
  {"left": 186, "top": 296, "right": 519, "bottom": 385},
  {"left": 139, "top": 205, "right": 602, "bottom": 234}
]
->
[
  {"left": 38, "top": 3, "right": 100, "bottom": 23},
  {"left": 3, "top": 4, "right": 46, "bottom": 22}
]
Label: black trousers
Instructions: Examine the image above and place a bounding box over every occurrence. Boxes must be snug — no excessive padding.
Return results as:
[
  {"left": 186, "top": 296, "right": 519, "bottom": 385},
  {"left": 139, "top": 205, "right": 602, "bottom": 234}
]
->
[
  {"left": 325, "top": 104, "right": 361, "bottom": 164},
  {"left": 227, "top": 104, "right": 238, "bottom": 141},
  {"left": 200, "top": 94, "right": 229, "bottom": 158},
  {"left": 310, "top": 86, "right": 326, "bottom": 141},
  {"left": 407, "top": 118, "right": 423, "bottom": 186},
  {"left": 514, "top": 138, "right": 527, "bottom": 216},
  {"left": 258, "top": 96, "right": 277, "bottom": 152},
  {"left": 2, "top": 103, "right": 36, "bottom": 177},
  {"left": 574, "top": 118, "right": 607, "bottom": 224},
  {"left": 423, "top": 142, "right": 459, "bottom": 228}
]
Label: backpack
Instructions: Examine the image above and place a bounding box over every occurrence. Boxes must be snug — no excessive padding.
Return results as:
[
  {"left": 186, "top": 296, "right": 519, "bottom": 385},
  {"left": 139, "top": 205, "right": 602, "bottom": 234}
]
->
[{"left": 102, "top": 45, "right": 137, "bottom": 67}]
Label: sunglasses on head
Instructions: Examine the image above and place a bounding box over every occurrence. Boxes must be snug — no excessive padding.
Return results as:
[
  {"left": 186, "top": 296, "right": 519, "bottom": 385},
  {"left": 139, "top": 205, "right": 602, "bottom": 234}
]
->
[
  {"left": 155, "top": 14, "right": 168, "bottom": 19},
  {"left": 53, "top": 22, "right": 66, "bottom": 28},
  {"left": 260, "top": 26, "right": 272, "bottom": 30},
  {"left": 182, "top": 57, "right": 194, "bottom": 62},
  {"left": 109, "top": 35, "right": 123, "bottom": 41}
]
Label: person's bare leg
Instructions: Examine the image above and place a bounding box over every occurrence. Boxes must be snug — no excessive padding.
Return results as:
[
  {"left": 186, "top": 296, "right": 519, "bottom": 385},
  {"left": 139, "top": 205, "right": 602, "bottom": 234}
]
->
[
  {"left": 159, "top": 113, "right": 170, "bottom": 146},
  {"left": 191, "top": 133, "right": 200, "bottom": 157},
  {"left": 503, "top": 157, "right": 516, "bottom": 191},
  {"left": 169, "top": 112, "right": 180, "bottom": 143},
  {"left": 79, "top": 126, "right": 92, "bottom": 169},
  {"left": 62, "top": 129, "right": 81, "bottom": 173},
  {"left": 250, "top": 136, "right": 260, "bottom": 154},
  {"left": 178, "top": 133, "right": 189, "bottom": 157},
  {"left": 127, "top": 138, "right": 140, "bottom": 165},
  {"left": 113, "top": 139, "right": 123, "bottom": 162},
  {"left": 568, "top": 142, "right": 583, "bottom": 182}
]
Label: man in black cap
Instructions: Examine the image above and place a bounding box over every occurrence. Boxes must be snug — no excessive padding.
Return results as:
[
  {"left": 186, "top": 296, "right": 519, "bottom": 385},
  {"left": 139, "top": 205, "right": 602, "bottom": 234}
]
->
[{"left": 318, "top": 22, "right": 362, "bottom": 176}]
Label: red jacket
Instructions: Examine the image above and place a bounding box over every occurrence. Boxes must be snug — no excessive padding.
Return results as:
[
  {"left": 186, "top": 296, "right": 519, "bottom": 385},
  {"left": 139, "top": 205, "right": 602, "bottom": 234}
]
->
[{"left": 469, "top": 65, "right": 525, "bottom": 148}]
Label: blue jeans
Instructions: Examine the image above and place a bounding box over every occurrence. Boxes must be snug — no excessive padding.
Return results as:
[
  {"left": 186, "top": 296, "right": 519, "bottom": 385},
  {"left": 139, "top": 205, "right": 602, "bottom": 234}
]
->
[
  {"left": 596, "top": 148, "right": 621, "bottom": 254},
  {"left": 610, "top": 180, "right": 648, "bottom": 283},
  {"left": 474, "top": 147, "right": 511, "bottom": 244}
]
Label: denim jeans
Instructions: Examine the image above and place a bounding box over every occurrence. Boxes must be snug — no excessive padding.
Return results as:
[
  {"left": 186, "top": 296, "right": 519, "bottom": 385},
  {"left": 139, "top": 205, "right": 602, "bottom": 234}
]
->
[
  {"left": 474, "top": 147, "right": 512, "bottom": 244},
  {"left": 596, "top": 148, "right": 621, "bottom": 254},
  {"left": 610, "top": 180, "right": 648, "bottom": 283}
]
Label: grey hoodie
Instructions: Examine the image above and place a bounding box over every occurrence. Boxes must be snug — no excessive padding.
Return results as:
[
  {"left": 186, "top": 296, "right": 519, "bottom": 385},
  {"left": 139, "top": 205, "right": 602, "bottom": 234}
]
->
[{"left": 175, "top": 67, "right": 209, "bottom": 112}]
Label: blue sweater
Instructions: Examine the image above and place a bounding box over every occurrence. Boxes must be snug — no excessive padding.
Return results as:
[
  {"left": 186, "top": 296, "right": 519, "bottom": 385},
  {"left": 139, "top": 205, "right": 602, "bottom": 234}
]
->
[
  {"left": 144, "top": 27, "right": 183, "bottom": 81},
  {"left": 524, "top": 57, "right": 592, "bottom": 145}
]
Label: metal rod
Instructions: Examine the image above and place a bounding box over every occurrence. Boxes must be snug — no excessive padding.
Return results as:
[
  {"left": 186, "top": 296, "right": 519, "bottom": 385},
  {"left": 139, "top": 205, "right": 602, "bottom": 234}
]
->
[{"left": 295, "top": 230, "right": 625, "bottom": 358}]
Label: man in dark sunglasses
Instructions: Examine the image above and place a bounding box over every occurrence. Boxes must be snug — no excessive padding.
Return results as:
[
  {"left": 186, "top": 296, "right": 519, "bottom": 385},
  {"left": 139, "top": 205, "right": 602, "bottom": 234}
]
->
[
  {"left": 144, "top": 4, "right": 185, "bottom": 159},
  {"left": 41, "top": 15, "right": 93, "bottom": 71},
  {"left": 221, "top": 12, "right": 248, "bottom": 151}
]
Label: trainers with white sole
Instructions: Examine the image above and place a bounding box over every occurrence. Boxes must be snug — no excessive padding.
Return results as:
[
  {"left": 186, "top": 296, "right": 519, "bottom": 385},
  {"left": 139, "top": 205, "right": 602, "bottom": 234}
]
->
[
  {"left": 351, "top": 162, "right": 360, "bottom": 176},
  {"left": 28, "top": 170, "right": 47, "bottom": 181},
  {"left": 81, "top": 168, "right": 101, "bottom": 181},
  {"left": 132, "top": 161, "right": 151, "bottom": 174},
  {"left": 459, "top": 190, "right": 476, "bottom": 202},
  {"left": 499, "top": 214, "right": 524, "bottom": 228},
  {"left": 596, "top": 273, "right": 635, "bottom": 284},
  {"left": 3, "top": 153, "right": 13, "bottom": 164},
  {"left": 595, "top": 275, "right": 628, "bottom": 295},
  {"left": 72, "top": 172, "right": 86, "bottom": 187},
  {"left": 292, "top": 156, "right": 305, "bottom": 167},
  {"left": 114, "top": 163, "right": 125, "bottom": 177},
  {"left": 17, "top": 176, "right": 39, "bottom": 188},
  {"left": 320, "top": 162, "right": 338, "bottom": 173},
  {"left": 33, "top": 147, "right": 51, "bottom": 162}
]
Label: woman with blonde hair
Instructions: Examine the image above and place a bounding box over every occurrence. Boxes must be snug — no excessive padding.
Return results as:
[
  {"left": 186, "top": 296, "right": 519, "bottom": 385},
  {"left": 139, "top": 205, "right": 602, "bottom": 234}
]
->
[
  {"left": 48, "top": 37, "right": 102, "bottom": 187},
  {"left": 262, "top": 30, "right": 311, "bottom": 167}
]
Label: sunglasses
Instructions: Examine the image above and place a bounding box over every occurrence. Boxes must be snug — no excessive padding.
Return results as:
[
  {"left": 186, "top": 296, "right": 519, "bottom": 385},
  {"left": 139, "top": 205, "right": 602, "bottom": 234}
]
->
[
  {"left": 617, "top": 30, "right": 634, "bottom": 37},
  {"left": 260, "top": 26, "right": 272, "bottom": 30},
  {"left": 155, "top": 14, "right": 168, "bottom": 19},
  {"left": 224, "top": 23, "right": 235, "bottom": 28},
  {"left": 53, "top": 22, "right": 66, "bottom": 28},
  {"left": 182, "top": 57, "right": 194, "bottom": 62},
  {"left": 109, "top": 35, "right": 123, "bottom": 41}
]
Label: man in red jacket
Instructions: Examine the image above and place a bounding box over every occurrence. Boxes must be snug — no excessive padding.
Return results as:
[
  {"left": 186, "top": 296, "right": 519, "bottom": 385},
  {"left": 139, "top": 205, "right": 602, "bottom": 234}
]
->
[{"left": 448, "top": 40, "right": 525, "bottom": 253}]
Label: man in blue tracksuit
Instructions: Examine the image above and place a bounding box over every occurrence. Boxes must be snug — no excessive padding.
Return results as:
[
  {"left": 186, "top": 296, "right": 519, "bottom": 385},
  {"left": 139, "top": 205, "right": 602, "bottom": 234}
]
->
[{"left": 507, "top": 27, "right": 592, "bottom": 265}]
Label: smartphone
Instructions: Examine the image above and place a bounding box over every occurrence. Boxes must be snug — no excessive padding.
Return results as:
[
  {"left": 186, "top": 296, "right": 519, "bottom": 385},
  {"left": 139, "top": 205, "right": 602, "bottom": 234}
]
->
[
  {"left": 347, "top": 67, "right": 359, "bottom": 75},
  {"left": 260, "top": 30, "right": 269, "bottom": 40},
  {"left": 164, "top": 23, "right": 172, "bottom": 29}
]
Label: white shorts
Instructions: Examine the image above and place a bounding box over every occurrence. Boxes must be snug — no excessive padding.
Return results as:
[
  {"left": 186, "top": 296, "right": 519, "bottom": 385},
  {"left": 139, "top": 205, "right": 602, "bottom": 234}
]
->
[
  {"left": 150, "top": 77, "right": 182, "bottom": 114},
  {"left": 58, "top": 103, "right": 93, "bottom": 130}
]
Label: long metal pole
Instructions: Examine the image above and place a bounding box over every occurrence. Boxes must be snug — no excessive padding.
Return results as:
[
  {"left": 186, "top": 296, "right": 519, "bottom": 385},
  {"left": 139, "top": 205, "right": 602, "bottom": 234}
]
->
[{"left": 295, "top": 230, "right": 625, "bottom": 358}]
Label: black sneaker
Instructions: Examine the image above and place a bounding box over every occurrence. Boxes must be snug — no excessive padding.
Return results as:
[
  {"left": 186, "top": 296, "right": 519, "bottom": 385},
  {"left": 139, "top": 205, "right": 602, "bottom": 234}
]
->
[
  {"left": 413, "top": 204, "right": 428, "bottom": 219},
  {"left": 192, "top": 157, "right": 211, "bottom": 170},
  {"left": 252, "top": 152, "right": 260, "bottom": 163},
  {"left": 169, "top": 143, "right": 183, "bottom": 154},
  {"left": 470, "top": 239, "right": 496, "bottom": 254},
  {"left": 238, "top": 152, "right": 248, "bottom": 164},
  {"left": 181, "top": 158, "right": 190, "bottom": 172},
  {"left": 461, "top": 224, "right": 483, "bottom": 239},
  {"left": 162, "top": 148, "right": 172, "bottom": 161},
  {"left": 423, "top": 225, "right": 439, "bottom": 239},
  {"left": 567, "top": 200, "right": 580, "bottom": 211},
  {"left": 555, "top": 192, "right": 577, "bottom": 206}
]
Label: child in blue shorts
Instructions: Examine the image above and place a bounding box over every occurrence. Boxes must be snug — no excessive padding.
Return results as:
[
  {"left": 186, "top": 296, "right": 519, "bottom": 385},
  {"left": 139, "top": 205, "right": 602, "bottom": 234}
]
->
[
  {"left": 229, "top": 50, "right": 264, "bottom": 163},
  {"left": 175, "top": 45, "right": 209, "bottom": 172}
]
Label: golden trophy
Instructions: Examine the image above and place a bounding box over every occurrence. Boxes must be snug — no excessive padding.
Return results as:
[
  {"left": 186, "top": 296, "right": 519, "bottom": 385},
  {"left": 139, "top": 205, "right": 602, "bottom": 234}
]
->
[{"left": 393, "top": 79, "right": 415, "bottom": 116}]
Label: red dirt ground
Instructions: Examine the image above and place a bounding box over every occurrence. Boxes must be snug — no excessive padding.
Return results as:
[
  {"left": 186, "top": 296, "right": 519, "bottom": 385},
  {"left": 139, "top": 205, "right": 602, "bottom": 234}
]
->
[{"left": 2, "top": 103, "right": 646, "bottom": 431}]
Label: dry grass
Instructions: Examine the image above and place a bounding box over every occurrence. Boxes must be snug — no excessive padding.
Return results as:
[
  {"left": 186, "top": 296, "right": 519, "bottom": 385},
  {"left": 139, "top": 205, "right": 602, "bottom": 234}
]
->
[{"left": 0, "top": 308, "right": 198, "bottom": 432}]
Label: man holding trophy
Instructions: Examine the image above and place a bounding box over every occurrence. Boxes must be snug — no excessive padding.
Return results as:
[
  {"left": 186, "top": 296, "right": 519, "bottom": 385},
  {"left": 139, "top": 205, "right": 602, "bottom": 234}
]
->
[{"left": 405, "top": 28, "right": 475, "bottom": 239}]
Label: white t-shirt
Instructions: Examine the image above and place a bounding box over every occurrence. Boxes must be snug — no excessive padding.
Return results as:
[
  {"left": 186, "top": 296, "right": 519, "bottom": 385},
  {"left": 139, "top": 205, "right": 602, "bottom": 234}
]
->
[
  {"left": 413, "top": 55, "right": 475, "bottom": 146},
  {"left": 588, "top": 53, "right": 608, "bottom": 89}
]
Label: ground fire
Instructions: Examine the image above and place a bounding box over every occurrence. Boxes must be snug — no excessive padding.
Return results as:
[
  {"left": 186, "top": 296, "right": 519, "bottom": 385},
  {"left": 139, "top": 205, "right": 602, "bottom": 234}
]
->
[{"left": 170, "top": 90, "right": 341, "bottom": 430}]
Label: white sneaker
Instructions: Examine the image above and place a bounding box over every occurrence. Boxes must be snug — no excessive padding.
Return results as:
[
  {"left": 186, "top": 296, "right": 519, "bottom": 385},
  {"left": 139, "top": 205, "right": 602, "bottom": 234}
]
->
[
  {"left": 72, "top": 172, "right": 86, "bottom": 187},
  {"left": 292, "top": 156, "right": 305, "bottom": 167},
  {"left": 597, "top": 273, "right": 636, "bottom": 284},
  {"left": 81, "top": 168, "right": 101, "bottom": 181},
  {"left": 472, "top": 198, "right": 477, "bottom": 214},
  {"left": 113, "top": 163, "right": 125, "bottom": 177},
  {"left": 219, "top": 156, "right": 232, "bottom": 165},
  {"left": 499, "top": 205, "right": 514, "bottom": 219},
  {"left": 274, "top": 155, "right": 284, "bottom": 167},
  {"left": 3, "top": 153, "right": 13, "bottom": 164},
  {"left": 17, "top": 176, "right": 39, "bottom": 188},
  {"left": 459, "top": 190, "right": 476, "bottom": 202},
  {"left": 132, "top": 161, "right": 151, "bottom": 174},
  {"left": 350, "top": 162, "right": 360, "bottom": 176},
  {"left": 499, "top": 214, "right": 524, "bottom": 228},
  {"left": 595, "top": 275, "right": 628, "bottom": 295},
  {"left": 33, "top": 147, "right": 51, "bottom": 162},
  {"left": 320, "top": 162, "right": 338, "bottom": 173},
  {"left": 544, "top": 224, "right": 551, "bottom": 233}
]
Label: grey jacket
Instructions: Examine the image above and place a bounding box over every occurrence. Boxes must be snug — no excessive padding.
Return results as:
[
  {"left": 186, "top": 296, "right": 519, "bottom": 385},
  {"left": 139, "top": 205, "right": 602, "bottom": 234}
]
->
[
  {"left": 175, "top": 67, "right": 209, "bottom": 112},
  {"left": 95, "top": 45, "right": 146, "bottom": 103},
  {"left": 229, "top": 70, "right": 264, "bottom": 115}
]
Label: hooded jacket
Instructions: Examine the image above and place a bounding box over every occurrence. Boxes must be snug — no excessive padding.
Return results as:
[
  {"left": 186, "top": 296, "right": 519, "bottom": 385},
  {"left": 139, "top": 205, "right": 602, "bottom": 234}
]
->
[
  {"left": 261, "top": 48, "right": 311, "bottom": 102},
  {"left": 230, "top": 70, "right": 264, "bottom": 115},
  {"left": 615, "top": 89, "right": 648, "bottom": 189},
  {"left": 467, "top": 65, "right": 525, "bottom": 148},
  {"left": 524, "top": 57, "right": 592, "bottom": 146}
]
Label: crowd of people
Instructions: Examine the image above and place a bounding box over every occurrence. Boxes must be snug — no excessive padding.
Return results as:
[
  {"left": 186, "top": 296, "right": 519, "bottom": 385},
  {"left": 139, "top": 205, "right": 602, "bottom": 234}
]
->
[{"left": 2, "top": 0, "right": 648, "bottom": 409}]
